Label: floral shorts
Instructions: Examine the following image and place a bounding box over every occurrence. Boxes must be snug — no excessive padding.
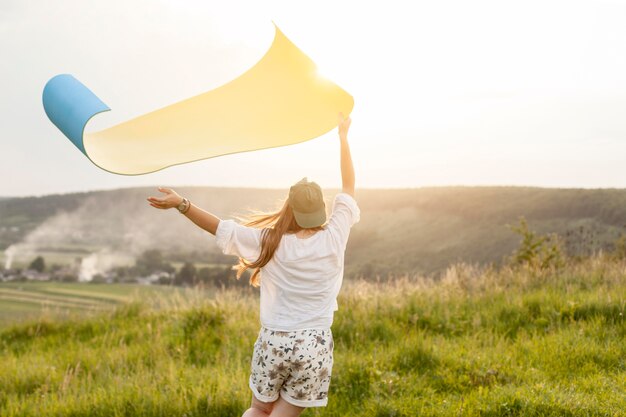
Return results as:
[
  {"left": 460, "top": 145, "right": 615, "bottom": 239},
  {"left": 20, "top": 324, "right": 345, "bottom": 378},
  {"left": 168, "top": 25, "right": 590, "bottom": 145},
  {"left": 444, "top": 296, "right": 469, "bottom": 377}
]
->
[{"left": 249, "top": 326, "right": 334, "bottom": 407}]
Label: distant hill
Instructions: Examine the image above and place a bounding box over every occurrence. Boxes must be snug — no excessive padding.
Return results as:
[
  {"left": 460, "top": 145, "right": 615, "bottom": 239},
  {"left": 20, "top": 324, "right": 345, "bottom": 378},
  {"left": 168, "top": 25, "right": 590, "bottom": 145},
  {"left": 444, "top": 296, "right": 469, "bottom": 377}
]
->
[{"left": 1, "top": 186, "right": 626, "bottom": 278}]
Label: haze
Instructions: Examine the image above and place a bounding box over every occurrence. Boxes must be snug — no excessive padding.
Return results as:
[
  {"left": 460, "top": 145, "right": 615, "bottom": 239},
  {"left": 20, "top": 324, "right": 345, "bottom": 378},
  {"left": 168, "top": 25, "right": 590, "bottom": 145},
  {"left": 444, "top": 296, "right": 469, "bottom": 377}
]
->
[{"left": 1, "top": 0, "right": 626, "bottom": 197}]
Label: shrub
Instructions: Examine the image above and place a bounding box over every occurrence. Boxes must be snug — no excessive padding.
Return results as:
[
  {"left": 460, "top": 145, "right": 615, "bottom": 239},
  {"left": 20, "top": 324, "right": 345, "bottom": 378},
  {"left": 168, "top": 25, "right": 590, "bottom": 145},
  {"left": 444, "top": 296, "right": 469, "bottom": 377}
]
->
[{"left": 508, "top": 217, "right": 564, "bottom": 270}]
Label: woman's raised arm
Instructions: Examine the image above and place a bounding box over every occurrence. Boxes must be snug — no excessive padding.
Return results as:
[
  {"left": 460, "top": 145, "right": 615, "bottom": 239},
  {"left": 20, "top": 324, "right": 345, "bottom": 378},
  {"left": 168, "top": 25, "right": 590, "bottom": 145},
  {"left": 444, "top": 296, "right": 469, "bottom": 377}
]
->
[
  {"left": 147, "top": 187, "right": 221, "bottom": 235},
  {"left": 338, "top": 112, "right": 355, "bottom": 198}
]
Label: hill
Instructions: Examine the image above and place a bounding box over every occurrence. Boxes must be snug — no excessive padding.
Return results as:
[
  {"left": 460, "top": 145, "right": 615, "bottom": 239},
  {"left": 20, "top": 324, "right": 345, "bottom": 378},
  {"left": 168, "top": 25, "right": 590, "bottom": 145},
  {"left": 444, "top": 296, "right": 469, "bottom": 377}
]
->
[{"left": 1, "top": 186, "right": 626, "bottom": 278}]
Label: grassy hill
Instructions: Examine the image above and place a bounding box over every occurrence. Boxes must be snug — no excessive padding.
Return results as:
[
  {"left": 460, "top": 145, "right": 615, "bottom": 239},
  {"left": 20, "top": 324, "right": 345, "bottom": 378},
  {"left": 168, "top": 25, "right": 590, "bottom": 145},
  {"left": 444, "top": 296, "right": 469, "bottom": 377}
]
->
[
  {"left": 1, "top": 256, "right": 624, "bottom": 416},
  {"left": 1, "top": 186, "right": 626, "bottom": 278}
]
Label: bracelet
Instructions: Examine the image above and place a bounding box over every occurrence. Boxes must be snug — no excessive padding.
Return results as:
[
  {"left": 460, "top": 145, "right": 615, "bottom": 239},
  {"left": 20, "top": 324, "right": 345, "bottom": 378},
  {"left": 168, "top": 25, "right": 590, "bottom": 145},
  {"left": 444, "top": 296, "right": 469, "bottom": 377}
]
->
[{"left": 177, "top": 197, "right": 191, "bottom": 214}]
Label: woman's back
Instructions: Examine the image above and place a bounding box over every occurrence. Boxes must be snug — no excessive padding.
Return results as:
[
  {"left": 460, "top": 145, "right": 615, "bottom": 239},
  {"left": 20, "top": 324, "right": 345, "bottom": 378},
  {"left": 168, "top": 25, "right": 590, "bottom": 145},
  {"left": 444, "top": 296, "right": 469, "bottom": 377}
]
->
[
  {"left": 148, "top": 113, "right": 357, "bottom": 412},
  {"left": 215, "top": 192, "right": 360, "bottom": 331}
]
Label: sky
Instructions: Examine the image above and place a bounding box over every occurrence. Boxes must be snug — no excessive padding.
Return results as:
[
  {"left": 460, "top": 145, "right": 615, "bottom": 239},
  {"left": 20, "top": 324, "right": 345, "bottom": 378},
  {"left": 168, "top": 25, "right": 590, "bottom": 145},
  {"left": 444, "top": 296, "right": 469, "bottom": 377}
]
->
[{"left": 1, "top": 0, "right": 626, "bottom": 197}]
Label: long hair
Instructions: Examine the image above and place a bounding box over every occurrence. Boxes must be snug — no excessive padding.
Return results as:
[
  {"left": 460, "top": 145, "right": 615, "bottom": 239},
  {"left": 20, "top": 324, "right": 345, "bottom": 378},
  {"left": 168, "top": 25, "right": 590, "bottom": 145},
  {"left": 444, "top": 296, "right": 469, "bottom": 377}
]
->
[{"left": 232, "top": 197, "right": 326, "bottom": 287}]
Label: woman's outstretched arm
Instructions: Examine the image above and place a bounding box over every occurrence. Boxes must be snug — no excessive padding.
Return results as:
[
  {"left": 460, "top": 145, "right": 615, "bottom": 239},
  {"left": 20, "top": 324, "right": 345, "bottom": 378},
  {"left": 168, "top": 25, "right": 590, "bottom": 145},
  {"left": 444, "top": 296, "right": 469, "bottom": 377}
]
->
[
  {"left": 147, "top": 187, "right": 221, "bottom": 235},
  {"left": 338, "top": 112, "right": 355, "bottom": 197}
]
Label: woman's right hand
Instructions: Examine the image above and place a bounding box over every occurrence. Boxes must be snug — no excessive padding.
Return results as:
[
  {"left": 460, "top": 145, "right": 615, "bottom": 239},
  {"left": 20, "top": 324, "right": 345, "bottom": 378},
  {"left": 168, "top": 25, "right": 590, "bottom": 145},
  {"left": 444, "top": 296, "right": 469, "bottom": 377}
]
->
[
  {"left": 338, "top": 112, "right": 351, "bottom": 138},
  {"left": 147, "top": 187, "right": 183, "bottom": 210}
]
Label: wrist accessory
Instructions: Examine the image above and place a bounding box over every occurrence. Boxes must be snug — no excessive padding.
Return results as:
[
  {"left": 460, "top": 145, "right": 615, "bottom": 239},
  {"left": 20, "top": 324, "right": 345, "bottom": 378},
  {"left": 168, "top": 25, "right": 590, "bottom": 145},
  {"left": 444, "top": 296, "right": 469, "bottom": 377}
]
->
[{"left": 177, "top": 197, "right": 191, "bottom": 214}]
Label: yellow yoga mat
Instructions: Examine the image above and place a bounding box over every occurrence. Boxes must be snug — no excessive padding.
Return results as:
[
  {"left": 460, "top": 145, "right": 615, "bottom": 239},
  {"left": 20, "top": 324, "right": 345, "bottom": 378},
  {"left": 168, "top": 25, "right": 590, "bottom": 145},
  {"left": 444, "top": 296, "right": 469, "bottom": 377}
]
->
[{"left": 42, "top": 22, "right": 354, "bottom": 175}]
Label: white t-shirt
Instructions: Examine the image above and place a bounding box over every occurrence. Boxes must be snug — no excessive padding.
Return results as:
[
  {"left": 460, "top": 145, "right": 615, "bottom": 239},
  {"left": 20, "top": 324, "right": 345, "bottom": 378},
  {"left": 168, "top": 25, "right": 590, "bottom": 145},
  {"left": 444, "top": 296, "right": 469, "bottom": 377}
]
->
[{"left": 215, "top": 192, "right": 360, "bottom": 331}]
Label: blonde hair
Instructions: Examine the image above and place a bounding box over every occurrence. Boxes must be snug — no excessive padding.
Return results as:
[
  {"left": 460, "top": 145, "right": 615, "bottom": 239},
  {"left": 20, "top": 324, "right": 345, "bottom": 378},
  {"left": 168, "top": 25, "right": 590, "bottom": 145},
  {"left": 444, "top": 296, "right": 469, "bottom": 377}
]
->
[{"left": 233, "top": 197, "right": 326, "bottom": 287}]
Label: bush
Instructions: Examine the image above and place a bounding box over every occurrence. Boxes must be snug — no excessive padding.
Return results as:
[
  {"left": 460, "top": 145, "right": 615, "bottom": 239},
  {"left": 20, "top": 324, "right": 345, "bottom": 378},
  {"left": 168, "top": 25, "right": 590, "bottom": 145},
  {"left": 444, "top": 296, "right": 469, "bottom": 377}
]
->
[{"left": 508, "top": 217, "right": 564, "bottom": 270}]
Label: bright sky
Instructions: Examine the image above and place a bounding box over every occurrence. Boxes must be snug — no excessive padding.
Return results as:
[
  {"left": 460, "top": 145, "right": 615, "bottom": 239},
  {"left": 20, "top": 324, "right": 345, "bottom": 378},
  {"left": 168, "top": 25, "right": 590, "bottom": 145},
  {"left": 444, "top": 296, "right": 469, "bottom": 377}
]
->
[{"left": 1, "top": 0, "right": 626, "bottom": 197}]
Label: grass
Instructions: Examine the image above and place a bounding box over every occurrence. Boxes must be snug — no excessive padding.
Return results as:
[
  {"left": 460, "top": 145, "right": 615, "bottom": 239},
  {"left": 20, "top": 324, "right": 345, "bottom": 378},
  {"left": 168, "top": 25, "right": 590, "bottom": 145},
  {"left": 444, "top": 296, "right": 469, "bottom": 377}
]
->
[{"left": 1, "top": 257, "right": 625, "bottom": 416}]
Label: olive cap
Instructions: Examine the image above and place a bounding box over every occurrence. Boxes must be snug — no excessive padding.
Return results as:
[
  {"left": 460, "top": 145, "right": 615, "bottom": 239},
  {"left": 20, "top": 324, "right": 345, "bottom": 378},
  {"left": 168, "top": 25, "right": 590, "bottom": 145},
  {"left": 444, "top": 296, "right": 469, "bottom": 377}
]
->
[{"left": 288, "top": 177, "right": 326, "bottom": 228}]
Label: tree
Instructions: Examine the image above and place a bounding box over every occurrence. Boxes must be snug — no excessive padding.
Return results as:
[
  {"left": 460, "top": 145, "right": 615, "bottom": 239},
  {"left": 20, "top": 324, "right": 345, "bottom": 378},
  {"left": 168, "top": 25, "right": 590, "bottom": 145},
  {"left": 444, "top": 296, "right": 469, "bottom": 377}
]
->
[
  {"left": 197, "top": 266, "right": 245, "bottom": 288},
  {"left": 29, "top": 256, "right": 45, "bottom": 272},
  {"left": 134, "top": 249, "right": 175, "bottom": 276},
  {"left": 175, "top": 261, "right": 197, "bottom": 286}
]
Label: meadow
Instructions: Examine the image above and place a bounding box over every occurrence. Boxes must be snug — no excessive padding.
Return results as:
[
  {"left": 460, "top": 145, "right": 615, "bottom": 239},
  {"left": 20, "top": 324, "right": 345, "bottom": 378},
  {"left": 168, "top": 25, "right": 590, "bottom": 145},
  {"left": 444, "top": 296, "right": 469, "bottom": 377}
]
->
[{"left": 1, "top": 255, "right": 625, "bottom": 416}]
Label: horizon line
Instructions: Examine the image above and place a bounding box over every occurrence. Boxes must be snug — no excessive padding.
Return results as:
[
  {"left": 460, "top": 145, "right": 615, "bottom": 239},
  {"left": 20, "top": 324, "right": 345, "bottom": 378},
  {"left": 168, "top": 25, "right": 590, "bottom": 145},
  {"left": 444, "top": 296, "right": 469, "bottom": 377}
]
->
[{"left": 3, "top": 183, "right": 626, "bottom": 200}]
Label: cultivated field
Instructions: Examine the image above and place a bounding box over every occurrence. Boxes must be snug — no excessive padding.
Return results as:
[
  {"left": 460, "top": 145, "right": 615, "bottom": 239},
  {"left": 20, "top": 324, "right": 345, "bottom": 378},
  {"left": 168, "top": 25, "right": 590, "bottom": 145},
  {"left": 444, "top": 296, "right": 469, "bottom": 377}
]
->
[{"left": 0, "top": 282, "right": 189, "bottom": 328}]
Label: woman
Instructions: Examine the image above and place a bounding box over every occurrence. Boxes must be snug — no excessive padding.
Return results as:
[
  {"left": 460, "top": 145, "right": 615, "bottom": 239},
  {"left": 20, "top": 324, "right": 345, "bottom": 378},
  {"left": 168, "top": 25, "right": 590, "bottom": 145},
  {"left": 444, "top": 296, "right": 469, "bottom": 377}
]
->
[{"left": 147, "top": 113, "right": 359, "bottom": 416}]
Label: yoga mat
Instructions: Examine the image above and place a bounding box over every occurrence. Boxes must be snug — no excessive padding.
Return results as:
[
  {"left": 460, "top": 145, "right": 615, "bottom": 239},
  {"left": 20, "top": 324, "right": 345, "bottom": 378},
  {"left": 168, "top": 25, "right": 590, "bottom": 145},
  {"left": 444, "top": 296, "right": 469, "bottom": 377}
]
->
[{"left": 42, "top": 22, "right": 354, "bottom": 175}]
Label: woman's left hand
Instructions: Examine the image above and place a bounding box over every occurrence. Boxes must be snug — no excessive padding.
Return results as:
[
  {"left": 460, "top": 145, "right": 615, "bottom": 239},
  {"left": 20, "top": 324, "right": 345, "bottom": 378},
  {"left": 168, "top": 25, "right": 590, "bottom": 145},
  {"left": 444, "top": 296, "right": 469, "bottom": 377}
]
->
[{"left": 147, "top": 187, "right": 183, "bottom": 209}]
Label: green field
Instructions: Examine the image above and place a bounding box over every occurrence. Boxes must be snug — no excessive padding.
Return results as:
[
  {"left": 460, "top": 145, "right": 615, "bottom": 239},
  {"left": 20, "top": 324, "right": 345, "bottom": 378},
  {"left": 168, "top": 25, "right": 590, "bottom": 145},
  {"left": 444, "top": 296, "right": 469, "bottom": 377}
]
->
[
  {"left": 0, "top": 282, "right": 196, "bottom": 328},
  {"left": 1, "top": 258, "right": 625, "bottom": 416}
]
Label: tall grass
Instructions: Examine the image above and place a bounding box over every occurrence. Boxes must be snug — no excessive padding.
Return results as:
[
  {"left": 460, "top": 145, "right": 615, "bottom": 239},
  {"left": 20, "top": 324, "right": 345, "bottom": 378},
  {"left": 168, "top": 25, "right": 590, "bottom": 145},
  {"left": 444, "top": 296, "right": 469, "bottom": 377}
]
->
[{"left": 1, "top": 256, "right": 625, "bottom": 416}]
